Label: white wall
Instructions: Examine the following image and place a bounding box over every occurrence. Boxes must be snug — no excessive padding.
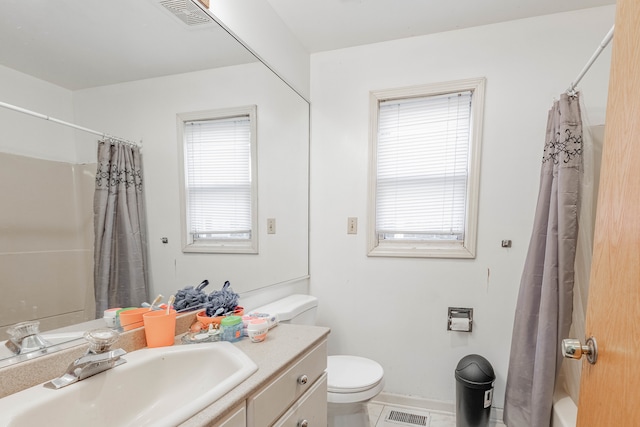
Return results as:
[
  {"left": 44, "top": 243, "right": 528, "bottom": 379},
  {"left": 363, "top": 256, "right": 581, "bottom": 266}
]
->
[
  {"left": 210, "top": 0, "right": 310, "bottom": 100},
  {"left": 309, "top": 6, "right": 614, "bottom": 408},
  {"left": 72, "top": 61, "right": 310, "bottom": 301},
  {"left": 0, "top": 65, "right": 77, "bottom": 162}
]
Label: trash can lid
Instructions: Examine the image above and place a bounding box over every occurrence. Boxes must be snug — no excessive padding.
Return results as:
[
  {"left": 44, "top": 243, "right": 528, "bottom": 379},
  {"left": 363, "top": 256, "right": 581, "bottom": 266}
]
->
[{"left": 455, "top": 354, "right": 495, "bottom": 386}]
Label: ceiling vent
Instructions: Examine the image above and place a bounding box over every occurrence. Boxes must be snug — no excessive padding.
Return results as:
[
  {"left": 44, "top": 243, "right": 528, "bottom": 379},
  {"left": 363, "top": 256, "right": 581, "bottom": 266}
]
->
[{"left": 158, "top": 0, "right": 214, "bottom": 27}]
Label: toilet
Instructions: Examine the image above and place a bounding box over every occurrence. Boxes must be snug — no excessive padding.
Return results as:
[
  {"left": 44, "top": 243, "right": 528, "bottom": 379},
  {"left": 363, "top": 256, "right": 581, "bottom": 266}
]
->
[{"left": 252, "top": 294, "right": 384, "bottom": 427}]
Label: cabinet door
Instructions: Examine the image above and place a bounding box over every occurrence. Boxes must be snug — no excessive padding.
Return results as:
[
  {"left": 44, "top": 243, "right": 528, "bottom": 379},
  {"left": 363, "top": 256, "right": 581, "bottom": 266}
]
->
[
  {"left": 247, "top": 340, "right": 327, "bottom": 426},
  {"left": 273, "top": 373, "right": 327, "bottom": 427},
  {"left": 214, "top": 402, "right": 246, "bottom": 427}
]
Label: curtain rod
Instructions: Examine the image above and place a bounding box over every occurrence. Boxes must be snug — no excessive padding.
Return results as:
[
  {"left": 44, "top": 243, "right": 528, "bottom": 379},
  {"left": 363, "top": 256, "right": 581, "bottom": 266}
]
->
[
  {"left": 568, "top": 25, "right": 615, "bottom": 95},
  {"left": 0, "top": 100, "right": 142, "bottom": 147}
]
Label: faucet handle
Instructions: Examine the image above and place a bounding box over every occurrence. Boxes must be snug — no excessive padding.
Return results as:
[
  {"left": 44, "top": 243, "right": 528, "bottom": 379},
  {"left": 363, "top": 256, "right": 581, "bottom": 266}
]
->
[
  {"left": 7, "top": 320, "right": 44, "bottom": 340},
  {"left": 5, "top": 321, "right": 52, "bottom": 354},
  {"left": 84, "top": 329, "right": 120, "bottom": 353}
]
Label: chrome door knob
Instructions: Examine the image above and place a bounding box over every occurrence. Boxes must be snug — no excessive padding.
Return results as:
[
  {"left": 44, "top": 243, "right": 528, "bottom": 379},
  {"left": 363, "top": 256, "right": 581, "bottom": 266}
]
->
[
  {"left": 562, "top": 336, "right": 598, "bottom": 364},
  {"left": 298, "top": 420, "right": 309, "bottom": 427}
]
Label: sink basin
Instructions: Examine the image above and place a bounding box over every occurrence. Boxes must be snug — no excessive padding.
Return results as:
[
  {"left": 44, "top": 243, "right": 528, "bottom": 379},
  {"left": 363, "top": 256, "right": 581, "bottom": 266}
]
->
[{"left": 0, "top": 342, "right": 258, "bottom": 426}]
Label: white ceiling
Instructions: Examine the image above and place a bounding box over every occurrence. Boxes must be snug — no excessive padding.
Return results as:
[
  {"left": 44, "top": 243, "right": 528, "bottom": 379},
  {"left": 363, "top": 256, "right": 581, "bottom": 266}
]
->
[
  {"left": 265, "top": 0, "right": 616, "bottom": 53},
  {"left": 0, "top": 0, "right": 257, "bottom": 90},
  {"left": 0, "top": 0, "right": 616, "bottom": 91}
]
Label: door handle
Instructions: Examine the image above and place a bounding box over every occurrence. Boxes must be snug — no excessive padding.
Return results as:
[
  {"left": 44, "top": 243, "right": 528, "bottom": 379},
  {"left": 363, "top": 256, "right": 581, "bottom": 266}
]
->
[{"left": 562, "top": 336, "right": 598, "bottom": 364}]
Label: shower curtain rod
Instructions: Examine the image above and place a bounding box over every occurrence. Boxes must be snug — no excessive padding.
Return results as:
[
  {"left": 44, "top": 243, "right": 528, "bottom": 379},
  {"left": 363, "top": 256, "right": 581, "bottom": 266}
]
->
[
  {"left": 567, "top": 25, "right": 615, "bottom": 95},
  {"left": 0, "top": 100, "right": 142, "bottom": 147}
]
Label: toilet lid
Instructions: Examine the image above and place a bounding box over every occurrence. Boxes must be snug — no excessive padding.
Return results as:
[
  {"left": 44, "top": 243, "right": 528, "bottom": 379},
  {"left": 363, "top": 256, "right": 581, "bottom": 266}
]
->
[{"left": 327, "top": 355, "right": 384, "bottom": 393}]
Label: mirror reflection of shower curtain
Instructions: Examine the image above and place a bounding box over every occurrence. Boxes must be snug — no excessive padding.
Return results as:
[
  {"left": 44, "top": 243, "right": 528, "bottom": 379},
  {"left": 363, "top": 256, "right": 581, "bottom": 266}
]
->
[
  {"left": 504, "top": 93, "right": 583, "bottom": 426},
  {"left": 93, "top": 139, "right": 149, "bottom": 315},
  {"left": 559, "top": 123, "right": 603, "bottom": 403}
]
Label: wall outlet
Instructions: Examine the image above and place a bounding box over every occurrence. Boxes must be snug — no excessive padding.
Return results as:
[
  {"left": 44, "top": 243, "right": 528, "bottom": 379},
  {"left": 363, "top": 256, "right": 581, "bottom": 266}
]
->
[
  {"left": 347, "top": 217, "right": 358, "bottom": 234},
  {"left": 267, "top": 218, "right": 276, "bottom": 234}
]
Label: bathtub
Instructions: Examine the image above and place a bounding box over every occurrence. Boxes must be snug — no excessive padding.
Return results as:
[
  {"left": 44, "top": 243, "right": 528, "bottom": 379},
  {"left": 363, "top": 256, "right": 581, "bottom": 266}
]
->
[{"left": 552, "top": 390, "right": 578, "bottom": 427}]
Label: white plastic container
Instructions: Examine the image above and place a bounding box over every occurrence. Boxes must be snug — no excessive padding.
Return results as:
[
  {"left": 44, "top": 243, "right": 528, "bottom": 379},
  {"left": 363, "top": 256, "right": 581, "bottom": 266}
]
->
[
  {"left": 247, "top": 318, "right": 268, "bottom": 343},
  {"left": 103, "top": 308, "right": 122, "bottom": 328}
]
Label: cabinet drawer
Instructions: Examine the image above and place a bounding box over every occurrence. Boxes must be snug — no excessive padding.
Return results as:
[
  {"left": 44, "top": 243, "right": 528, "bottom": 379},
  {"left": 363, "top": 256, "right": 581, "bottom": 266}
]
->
[
  {"left": 273, "top": 373, "right": 327, "bottom": 427},
  {"left": 247, "top": 339, "right": 327, "bottom": 426}
]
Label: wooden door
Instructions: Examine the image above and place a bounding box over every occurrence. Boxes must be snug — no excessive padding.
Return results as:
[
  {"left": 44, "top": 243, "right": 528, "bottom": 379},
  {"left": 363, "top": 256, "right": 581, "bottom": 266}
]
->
[{"left": 576, "top": 0, "right": 640, "bottom": 425}]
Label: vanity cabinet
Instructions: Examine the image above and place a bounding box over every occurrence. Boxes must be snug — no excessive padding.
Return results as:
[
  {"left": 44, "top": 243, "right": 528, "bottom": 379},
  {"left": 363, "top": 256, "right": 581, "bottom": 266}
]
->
[
  {"left": 214, "top": 403, "right": 246, "bottom": 427},
  {"left": 273, "top": 373, "right": 327, "bottom": 427},
  {"left": 247, "top": 340, "right": 327, "bottom": 427},
  {"left": 177, "top": 325, "right": 330, "bottom": 427}
]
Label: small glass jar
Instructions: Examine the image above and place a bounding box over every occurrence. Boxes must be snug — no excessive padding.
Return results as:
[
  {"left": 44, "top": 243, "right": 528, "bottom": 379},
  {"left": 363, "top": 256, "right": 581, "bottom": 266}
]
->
[{"left": 220, "top": 316, "right": 243, "bottom": 342}]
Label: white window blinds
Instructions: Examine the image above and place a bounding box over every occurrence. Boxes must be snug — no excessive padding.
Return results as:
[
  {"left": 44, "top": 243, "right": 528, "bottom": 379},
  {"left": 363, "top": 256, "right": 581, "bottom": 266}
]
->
[
  {"left": 185, "top": 116, "right": 252, "bottom": 241},
  {"left": 376, "top": 91, "right": 472, "bottom": 242}
]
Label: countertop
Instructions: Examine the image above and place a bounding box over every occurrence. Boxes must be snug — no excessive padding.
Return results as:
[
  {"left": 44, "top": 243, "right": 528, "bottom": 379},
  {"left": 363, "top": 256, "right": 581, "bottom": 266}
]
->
[{"left": 178, "top": 323, "right": 330, "bottom": 427}]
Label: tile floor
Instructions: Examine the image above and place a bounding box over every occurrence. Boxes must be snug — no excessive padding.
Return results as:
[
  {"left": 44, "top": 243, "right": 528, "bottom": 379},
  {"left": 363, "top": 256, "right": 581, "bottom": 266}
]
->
[{"left": 368, "top": 402, "right": 507, "bottom": 427}]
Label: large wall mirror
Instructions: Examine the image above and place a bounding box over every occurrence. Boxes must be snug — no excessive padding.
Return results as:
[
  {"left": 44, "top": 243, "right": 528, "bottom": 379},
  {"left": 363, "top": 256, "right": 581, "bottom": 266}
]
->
[{"left": 0, "top": 0, "right": 309, "bottom": 367}]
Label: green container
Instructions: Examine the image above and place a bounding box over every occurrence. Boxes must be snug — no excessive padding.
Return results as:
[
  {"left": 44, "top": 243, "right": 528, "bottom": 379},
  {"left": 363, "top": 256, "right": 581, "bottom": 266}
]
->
[{"left": 220, "top": 316, "right": 243, "bottom": 342}]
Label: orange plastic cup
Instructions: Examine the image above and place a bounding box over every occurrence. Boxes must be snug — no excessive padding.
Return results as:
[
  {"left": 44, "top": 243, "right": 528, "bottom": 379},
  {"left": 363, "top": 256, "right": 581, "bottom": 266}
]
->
[
  {"left": 118, "top": 307, "right": 149, "bottom": 331},
  {"left": 142, "top": 309, "right": 177, "bottom": 347}
]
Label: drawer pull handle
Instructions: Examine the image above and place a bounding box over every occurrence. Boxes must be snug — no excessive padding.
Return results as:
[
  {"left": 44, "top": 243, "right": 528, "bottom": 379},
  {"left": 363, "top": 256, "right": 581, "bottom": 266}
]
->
[
  {"left": 297, "top": 374, "right": 309, "bottom": 385},
  {"left": 298, "top": 420, "right": 309, "bottom": 427}
]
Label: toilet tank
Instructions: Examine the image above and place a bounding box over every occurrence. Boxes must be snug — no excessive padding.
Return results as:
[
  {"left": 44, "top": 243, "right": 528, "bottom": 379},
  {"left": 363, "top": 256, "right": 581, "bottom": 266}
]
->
[{"left": 251, "top": 294, "right": 318, "bottom": 325}]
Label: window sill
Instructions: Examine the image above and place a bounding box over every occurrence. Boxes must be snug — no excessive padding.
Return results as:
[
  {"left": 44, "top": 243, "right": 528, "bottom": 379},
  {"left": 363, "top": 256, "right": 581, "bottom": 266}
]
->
[
  {"left": 182, "top": 241, "right": 258, "bottom": 254},
  {"left": 367, "top": 242, "right": 475, "bottom": 259}
]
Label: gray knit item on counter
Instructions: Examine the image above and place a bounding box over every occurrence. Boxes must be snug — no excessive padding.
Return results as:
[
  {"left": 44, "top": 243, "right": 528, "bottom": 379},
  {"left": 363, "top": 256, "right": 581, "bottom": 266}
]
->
[
  {"left": 205, "top": 281, "right": 239, "bottom": 317},
  {"left": 174, "top": 280, "right": 210, "bottom": 312}
]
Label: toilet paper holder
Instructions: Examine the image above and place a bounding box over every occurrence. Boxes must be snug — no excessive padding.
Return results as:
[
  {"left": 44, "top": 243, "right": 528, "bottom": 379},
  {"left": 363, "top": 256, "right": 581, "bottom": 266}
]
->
[{"left": 447, "top": 307, "right": 473, "bottom": 332}]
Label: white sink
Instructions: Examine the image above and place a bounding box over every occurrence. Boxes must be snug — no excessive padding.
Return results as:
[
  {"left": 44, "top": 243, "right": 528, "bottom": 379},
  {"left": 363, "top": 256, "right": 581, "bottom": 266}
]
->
[{"left": 0, "top": 342, "right": 257, "bottom": 427}]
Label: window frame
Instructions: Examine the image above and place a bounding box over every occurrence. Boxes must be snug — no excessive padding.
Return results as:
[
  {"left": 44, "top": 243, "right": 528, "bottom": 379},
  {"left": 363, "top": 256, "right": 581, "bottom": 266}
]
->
[
  {"left": 177, "top": 105, "right": 258, "bottom": 254},
  {"left": 367, "top": 78, "right": 485, "bottom": 259}
]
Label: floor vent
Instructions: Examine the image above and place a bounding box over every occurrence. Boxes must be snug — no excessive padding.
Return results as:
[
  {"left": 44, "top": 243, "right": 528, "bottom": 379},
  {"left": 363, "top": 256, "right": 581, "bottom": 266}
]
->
[{"left": 386, "top": 409, "right": 429, "bottom": 426}]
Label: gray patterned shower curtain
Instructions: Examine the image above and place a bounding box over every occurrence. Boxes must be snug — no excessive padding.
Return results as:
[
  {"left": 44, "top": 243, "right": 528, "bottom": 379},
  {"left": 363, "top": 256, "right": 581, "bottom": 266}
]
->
[
  {"left": 94, "top": 139, "right": 149, "bottom": 315},
  {"left": 504, "top": 93, "right": 583, "bottom": 426}
]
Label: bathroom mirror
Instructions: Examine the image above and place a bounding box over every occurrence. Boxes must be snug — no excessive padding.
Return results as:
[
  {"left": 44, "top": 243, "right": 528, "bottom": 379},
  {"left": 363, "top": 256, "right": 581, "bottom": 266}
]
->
[{"left": 0, "top": 0, "right": 309, "bottom": 367}]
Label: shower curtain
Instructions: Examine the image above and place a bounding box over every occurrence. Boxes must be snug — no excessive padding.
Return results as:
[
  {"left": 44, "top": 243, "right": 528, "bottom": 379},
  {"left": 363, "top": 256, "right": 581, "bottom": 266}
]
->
[
  {"left": 504, "top": 93, "right": 583, "bottom": 426},
  {"left": 94, "top": 139, "right": 149, "bottom": 315},
  {"left": 558, "top": 123, "right": 602, "bottom": 404}
]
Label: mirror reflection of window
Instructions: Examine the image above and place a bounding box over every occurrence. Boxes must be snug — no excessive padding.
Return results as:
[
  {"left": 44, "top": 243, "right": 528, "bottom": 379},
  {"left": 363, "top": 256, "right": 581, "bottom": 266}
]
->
[{"left": 178, "top": 106, "right": 258, "bottom": 254}]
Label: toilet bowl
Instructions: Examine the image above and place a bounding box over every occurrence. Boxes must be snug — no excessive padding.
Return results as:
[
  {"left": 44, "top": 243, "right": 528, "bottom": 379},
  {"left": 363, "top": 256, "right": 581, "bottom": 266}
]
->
[
  {"left": 252, "top": 294, "right": 385, "bottom": 427},
  {"left": 327, "top": 355, "right": 385, "bottom": 427}
]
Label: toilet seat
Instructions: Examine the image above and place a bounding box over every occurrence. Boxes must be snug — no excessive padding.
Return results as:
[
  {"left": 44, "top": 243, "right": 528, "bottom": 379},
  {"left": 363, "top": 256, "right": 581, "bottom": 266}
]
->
[{"left": 326, "top": 355, "right": 385, "bottom": 404}]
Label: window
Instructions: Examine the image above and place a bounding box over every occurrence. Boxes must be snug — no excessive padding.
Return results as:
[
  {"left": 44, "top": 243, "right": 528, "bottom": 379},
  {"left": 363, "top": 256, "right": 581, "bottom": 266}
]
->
[
  {"left": 368, "top": 78, "right": 485, "bottom": 258},
  {"left": 177, "top": 106, "right": 258, "bottom": 253}
]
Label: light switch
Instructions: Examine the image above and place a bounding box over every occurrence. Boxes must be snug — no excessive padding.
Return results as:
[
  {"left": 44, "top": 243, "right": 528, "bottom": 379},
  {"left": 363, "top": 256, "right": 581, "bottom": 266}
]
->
[{"left": 347, "top": 217, "right": 357, "bottom": 234}]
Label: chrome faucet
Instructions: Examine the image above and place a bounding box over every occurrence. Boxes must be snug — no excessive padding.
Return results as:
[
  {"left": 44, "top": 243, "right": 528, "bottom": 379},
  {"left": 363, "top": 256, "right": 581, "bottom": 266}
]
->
[
  {"left": 5, "top": 321, "right": 52, "bottom": 355},
  {"left": 46, "top": 329, "right": 127, "bottom": 389}
]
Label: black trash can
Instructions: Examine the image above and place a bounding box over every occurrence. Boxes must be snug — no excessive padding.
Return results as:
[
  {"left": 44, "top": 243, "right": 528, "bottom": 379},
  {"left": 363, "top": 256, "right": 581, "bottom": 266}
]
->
[{"left": 454, "top": 354, "right": 495, "bottom": 427}]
